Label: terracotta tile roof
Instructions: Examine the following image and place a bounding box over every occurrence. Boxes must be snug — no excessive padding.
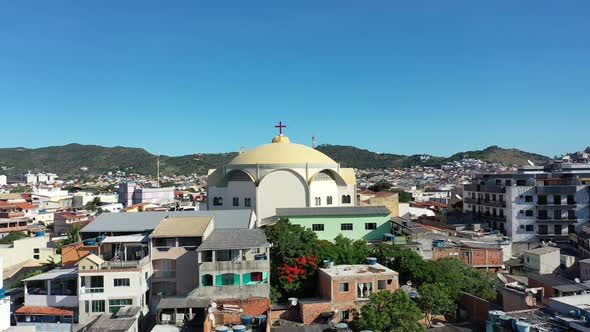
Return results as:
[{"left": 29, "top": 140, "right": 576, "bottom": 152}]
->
[
  {"left": 15, "top": 306, "right": 75, "bottom": 316},
  {"left": 16, "top": 202, "right": 37, "bottom": 209}
]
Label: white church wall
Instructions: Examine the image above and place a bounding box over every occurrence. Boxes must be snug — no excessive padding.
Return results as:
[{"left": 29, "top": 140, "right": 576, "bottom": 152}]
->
[
  {"left": 338, "top": 184, "right": 357, "bottom": 206},
  {"left": 226, "top": 181, "right": 257, "bottom": 209},
  {"left": 309, "top": 179, "right": 339, "bottom": 207},
  {"left": 257, "top": 169, "right": 308, "bottom": 221}
]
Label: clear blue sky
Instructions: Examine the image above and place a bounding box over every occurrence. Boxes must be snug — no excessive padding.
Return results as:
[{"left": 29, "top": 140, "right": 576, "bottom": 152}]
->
[{"left": 1, "top": 1, "right": 589, "bottom": 157}]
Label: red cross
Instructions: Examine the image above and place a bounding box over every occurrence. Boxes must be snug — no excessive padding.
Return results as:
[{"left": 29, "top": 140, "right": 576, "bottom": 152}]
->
[{"left": 274, "top": 121, "right": 286, "bottom": 135}]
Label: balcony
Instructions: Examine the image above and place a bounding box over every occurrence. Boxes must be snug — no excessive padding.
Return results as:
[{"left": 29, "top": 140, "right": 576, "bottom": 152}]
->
[
  {"left": 475, "top": 214, "right": 506, "bottom": 222},
  {"left": 480, "top": 200, "right": 506, "bottom": 208},
  {"left": 196, "top": 283, "right": 269, "bottom": 299},
  {"left": 464, "top": 184, "right": 505, "bottom": 193},
  {"left": 199, "top": 260, "right": 270, "bottom": 273},
  {"left": 79, "top": 287, "right": 104, "bottom": 294},
  {"left": 25, "top": 294, "right": 78, "bottom": 307},
  {"left": 153, "top": 270, "right": 176, "bottom": 278},
  {"left": 536, "top": 186, "right": 578, "bottom": 195},
  {"left": 100, "top": 256, "right": 150, "bottom": 270}
]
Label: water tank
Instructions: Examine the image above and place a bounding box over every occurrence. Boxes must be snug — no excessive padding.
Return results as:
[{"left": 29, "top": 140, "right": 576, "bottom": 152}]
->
[
  {"left": 487, "top": 310, "right": 505, "bottom": 323},
  {"left": 515, "top": 321, "right": 531, "bottom": 332},
  {"left": 231, "top": 324, "right": 246, "bottom": 332},
  {"left": 254, "top": 314, "right": 267, "bottom": 327},
  {"left": 35, "top": 231, "right": 45, "bottom": 237},
  {"left": 498, "top": 315, "right": 512, "bottom": 328},
  {"left": 366, "top": 257, "right": 377, "bottom": 265},
  {"left": 96, "top": 235, "right": 106, "bottom": 242},
  {"left": 85, "top": 238, "right": 97, "bottom": 246},
  {"left": 335, "top": 322, "right": 349, "bottom": 331},
  {"left": 215, "top": 326, "right": 229, "bottom": 332},
  {"left": 240, "top": 315, "right": 253, "bottom": 326}
]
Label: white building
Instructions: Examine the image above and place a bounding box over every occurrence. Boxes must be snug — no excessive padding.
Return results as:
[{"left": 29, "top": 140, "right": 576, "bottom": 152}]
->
[
  {"left": 0, "top": 175, "right": 7, "bottom": 187},
  {"left": 0, "top": 235, "right": 52, "bottom": 269},
  {"left": 523, "top": 246, "right": 561, "bottom": 274},
  {"left": 463, "top": 163, "right": 590, "bottom": 254},
  {"left": 207, "top": 128, "right": 357, "bottom": 223},
  {"left": 118, "top": 183, "right": 175, "bottom": 208}
]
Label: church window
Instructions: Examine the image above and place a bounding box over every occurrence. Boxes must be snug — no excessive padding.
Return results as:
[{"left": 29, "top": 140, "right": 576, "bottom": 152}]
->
[
  {"left": 342, "top": 195, "right": 351, "bottom": 204},
  {"left": 312, "top": 224, "right": 324, "bottom": 231},
  {"left": 341, "top": 223, "right": 353, "bottom": 231},
  {"left": 233, "top": 197, "right": 239, "bottom": 207},
  {"left": 218, "top": 197, "right": 223, "bottom": 205},
  {"left": 327, "top": 196, "right": 333, "bottom": 205},
  {"left": 245, "top": 198, "right": 251, "bottom": 207},
  {"left": 228, "top": 171, "right": 251, "bottom": 181},
  {"left": 314, "top": 171, "right": 335, "bottom": 181},
  {"left": 213, "top": 197, "right": 223, "bottom": 206},
  {"left": 315, "top": 197, "right": 321, "bottom": 206}
]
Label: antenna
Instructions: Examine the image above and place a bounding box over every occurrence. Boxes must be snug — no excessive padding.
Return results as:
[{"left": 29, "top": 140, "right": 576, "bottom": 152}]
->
[
  {"left": 312, "top": 133, "right": 316, "bottom": 149},
  {"left": 406, "top": 280, "right": 413, "bottom": 287},
  {"left": 497, "top": 273, "right": 508, "bottom": 284},
  {"left": 527, "top": 160, "right": 535, "bottom": 167}
]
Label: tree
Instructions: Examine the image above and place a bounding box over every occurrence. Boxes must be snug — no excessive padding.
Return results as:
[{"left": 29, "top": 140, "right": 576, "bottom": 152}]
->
[
  {"left": 418, "top": 283, "right": 456, "bottom": 328},
  {"left": 316, "top": 235, "right": 369, "bottom": 265},
  {"left": 368, "top": 180, "right": 392, "bottom": 192},
  {"left": 355, "top": 289, "right": 424, "bottom": 332},
  {"left": 265, "top": 218, "right": 319, "bottom": 299},
  {"left": 398, "top": 191, "right": 413, "bottom": 203},
  {"left": 10, "top": 186, "right": 29, "bottom": 193},
  {"left": 12, "top": 270, "right": 43, "bottom": 288},
  {"left": 0, "top": 231, "right": 28, "bottom": 244},
  {"left": 370, "top": 244, "right": 433, "bottom": 284},
  {"left": 84, "top": 197, "right": 101, "bottom": 211}
]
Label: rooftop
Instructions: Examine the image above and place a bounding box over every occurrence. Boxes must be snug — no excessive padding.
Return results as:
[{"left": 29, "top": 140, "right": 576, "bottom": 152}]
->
[
  {"left": 320, "top": 263, "right": 398, "bottom": 278},
  {"left": 151, "top": 216, "right": 212, "bottom": 238},
  {"left": 198, "top": 228, "right": 269, "bottom": 251},
  {"left": 276, "top": 206, "right": 390, "bottom": 217},
  {"left": 15, "top": 305, "right": 75, "bottom": 316},
  {"left": 525, "top": 246, "right": 561, "bottom": 255},
  {"left": 81, "top": 210, "right": 253, "bottom": 233},
  {"left": 23, "top": 267, "right": 78, "bottom": 282}
]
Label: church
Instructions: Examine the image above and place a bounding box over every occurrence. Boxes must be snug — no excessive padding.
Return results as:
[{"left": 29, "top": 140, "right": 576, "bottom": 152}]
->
[{"left": 207, "top": 122, "right": 357, "bottom": 223}]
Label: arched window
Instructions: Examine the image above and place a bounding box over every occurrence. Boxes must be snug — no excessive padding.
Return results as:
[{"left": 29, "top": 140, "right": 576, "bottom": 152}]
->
[
  {"left": 218, "top": 197, "right": 223, "bottom": 205},
  {"left": 244, "top": 198, "right": 251, "bottom": 207},
  {"left": 315, "top": 197, "right": 321, "bottom": 206},
  {"left": 213, "top": 197, "right": 219, "bottom": 206},
  {"left": 232, "top": 197, "right": 239, "bottom": 207},
  {"left": 201, "top": 274, "right": 213, "bottom": 287},
  {"left": 327, "top": 196, "right": 333, "bottom": 205},
  {"left": 341, "top": 195, "right": 351, "bottom": 204}
]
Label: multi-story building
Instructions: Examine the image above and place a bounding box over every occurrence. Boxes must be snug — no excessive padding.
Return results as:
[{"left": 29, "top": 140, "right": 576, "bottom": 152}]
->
[
  {"left": 54, "top": 212, "right": 92, "bottom": 234},
  {"left": 117, "top": 182, "right": 175, "bottom": 208},
  {"left": 0, "top": 258, "right": 11, "bottom": 331},
  {"left": 463, "top": 162, "right": 590, "bottom": 253}
]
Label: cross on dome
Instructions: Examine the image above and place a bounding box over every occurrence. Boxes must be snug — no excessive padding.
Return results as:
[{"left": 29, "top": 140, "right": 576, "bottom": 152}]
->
[{"left": 274, "top": 121, "right": 286, "bottom": 135}]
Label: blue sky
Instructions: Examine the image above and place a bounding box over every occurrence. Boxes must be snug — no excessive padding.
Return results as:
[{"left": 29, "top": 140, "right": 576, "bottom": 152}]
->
[{"left": 1, "top": 1, "right": 589, "bottom": 157}]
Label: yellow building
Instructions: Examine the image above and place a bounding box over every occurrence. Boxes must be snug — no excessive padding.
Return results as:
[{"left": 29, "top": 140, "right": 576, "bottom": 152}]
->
[{"left": 358, "top": 189, "right": 399, "bottom": 217}]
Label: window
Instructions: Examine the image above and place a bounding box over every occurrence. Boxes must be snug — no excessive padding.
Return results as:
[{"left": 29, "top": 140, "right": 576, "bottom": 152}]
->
[
  {"left": 365, "top": 223, "right": 377, "bottom": 230},
  {"left": 357, "top": 282, "right": 373, "bottom": 298},
  {"left": 341, "top": 223, "right": 353, "bottom": 231},
  {"left": 232, "top": 197, "right": 239, "bottom": 207},
  {"left": 505, "top": 180, "right": 512, "bottom": 186},
  {"left": 538, "top": 210, "right": 548, "bottom": 219},
  {"left": 538, "top": 195, "right": 547, "bottom": 205},
  {"left": 315, "top": 197, "right": 321, "bottom": 206},
  {"left": 342, "top": 195, "right": 351, "bottom": 204},
  {"left": 538, "top": 225, "right": 548, "bottom": 235},
  {"left": 516, "top": 179, "right": 527, "bottom": 186},
  {"left": 520, "top": 225, "right": 525, "bottom": 230},
  {"left": 312, "top": 224, "right": 324, "bottom": 231},
  {"left": 327, "top": 196, "right": 333, "bottom": 205},
  {"left": 109, "top": 299, "right": 132, "bottom": 314},
  {"left": 91, "top": 300, "right": 105, "bottom": 313},
  {"left": 526, "top": 225, "right": 534, "bottom": 232},
  {"left": 568, "top": 210, "right": 576, "bottom": 220},
  {"left": 525, "top": 195, "right": 533, "bottom": 202},
  {"left": 553, "top": 210, "right": 562, "bottom": 219},
  {"left": 526, "top": 256, "right": 530, "bottom": 263},
  {"left": 340, "top": 310, "right": 350, "bottom": 321},
  {"left": 567, "top": 195, "right": 576, "bottom": 204},
  {"left": 221, "top": 273, "right": 238, "bottom": 286},
  {"left": 569, "top": 224, "right": 576, "bottom": 234},
  {"left": 202, "top": 274, "right": 213, "bottom": 286},
  {"left": 114, "top": 278, "right": 130, "bottom": 287},
  {"left": 84, "top": 301, "right": 89, "bottom": 313},
  {"left": 251, "top": 272, "right": 263, "bottom": 282},
  {"left": 525, "top": 210, "right": 533, "bottom": 217},
  {"left": 378, "top": 280, "right": 387, "bottom": 290},
  {"left": 553, "top": 195, "right": 561, "bottom": 205},
  {"left": 496, "top": 179, "right": 502, "bottom": 185},
  {"left": 244, "top": 198, "right": 251, "bottom": 207},
  {"left": 339, "top": 282, "right": 349, "bottom": 292},
  {"left": 554, "top": 225, "right": 562, "bottom": 235},
  {"left": 213, "top": 197, "right": 223, "bottom": 206}
]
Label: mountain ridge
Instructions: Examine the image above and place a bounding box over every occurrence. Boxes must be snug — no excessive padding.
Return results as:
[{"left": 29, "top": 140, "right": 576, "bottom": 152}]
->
[{"left": 0, "top": 143, "right": 553, "bottom": 177}]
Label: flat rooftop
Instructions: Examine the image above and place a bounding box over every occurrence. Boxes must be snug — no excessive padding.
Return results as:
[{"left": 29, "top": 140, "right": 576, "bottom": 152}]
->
[
  {"left": 320, "top": 263, "right": 398, "bottom": 278},
  {"left": 525, "top": 246, "right": 560, "bottom": 255},
  {"left": 151, "top": 216, "right": 212, "bottom": 238}
]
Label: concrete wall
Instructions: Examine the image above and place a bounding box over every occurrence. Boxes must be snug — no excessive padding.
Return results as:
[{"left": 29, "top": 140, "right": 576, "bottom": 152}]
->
[
  {"left": 580, "top": 261, "right": 590, "bottom": 281},
  {"left": 524, "top": 250, "right": 560, "bottom": 274},
  {"left": 289, "top": 214, "right": 391, "bottom": 241},
  {"left": 0, "top": 235, "right": 49, "bottom": 269}
]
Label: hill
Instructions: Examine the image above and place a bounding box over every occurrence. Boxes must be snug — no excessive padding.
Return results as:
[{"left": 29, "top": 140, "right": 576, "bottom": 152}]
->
[{"left": 0, "top": 143, "right": 551, "bottom": 177}]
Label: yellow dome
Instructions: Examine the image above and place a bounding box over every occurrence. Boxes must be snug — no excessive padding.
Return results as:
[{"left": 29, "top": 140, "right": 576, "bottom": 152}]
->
[
  {"left": 229, "top": 139, "right": 337, "bottom": 165},
  {"left": 272, "top": 134, "right": 290, "bottom": 143}
]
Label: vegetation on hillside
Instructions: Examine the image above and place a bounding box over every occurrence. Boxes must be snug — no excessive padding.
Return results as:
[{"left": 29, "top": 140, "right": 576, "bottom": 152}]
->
[{"left": 0, "top": 231, "right": 28, "bottom": 244}]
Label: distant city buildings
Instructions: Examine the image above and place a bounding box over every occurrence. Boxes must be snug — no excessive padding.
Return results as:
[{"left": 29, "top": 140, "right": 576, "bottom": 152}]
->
[{"left": 117, "top": 182, "right": 175, "bottom": 208}]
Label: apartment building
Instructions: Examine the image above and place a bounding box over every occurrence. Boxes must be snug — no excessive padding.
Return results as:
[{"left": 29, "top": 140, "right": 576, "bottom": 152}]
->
[
  {"left": 464, "top": 162, "right": 590, "bottom": 253},
  {"left": 117, "top": 182, "right": 175, "bottom": 208}
]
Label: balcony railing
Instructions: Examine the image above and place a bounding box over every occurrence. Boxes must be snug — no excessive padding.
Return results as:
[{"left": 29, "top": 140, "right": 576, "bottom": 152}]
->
[
  {"left": 80, "top": 287, "right": 104, "bottom": 294},
  {"left": 475, "top": 214, "right": 506, "bottom": 222},
  {"left": 100, "top": 256, "right": 150, "bottom": 270},
  {"left": 153, "top": 270, "right": 176, "bottom": 278},
  {"left": 464, "top": 184, "right": 506, "bottom": 193}
]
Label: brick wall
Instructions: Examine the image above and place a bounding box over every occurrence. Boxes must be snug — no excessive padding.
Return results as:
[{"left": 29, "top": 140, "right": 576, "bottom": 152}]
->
[
  {"left": 460, "top": 293, "right": 498, "bottom": 323},
  {"left": 433, "top": 247, "right": 502, "bottom": 268},
  {"left": 299, "top": 300, "right": 331, "bottom": 325}
]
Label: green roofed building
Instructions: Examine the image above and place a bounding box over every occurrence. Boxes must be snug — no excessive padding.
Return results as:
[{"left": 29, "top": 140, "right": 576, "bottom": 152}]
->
[{"left": 276, "top": 206, "right": 392, "bottom": 241}]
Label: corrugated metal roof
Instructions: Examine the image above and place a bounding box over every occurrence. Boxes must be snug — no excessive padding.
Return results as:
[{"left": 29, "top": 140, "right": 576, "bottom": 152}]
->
[
  {"left": 197, "top": 228, "right": 269, "bottom": 250},
  {"left": 276, "top": 206, "right": 390, "bottom": 217},
  {"left": 81, "top": 210, "right": 253, "bottom": 233},
  {"left": 151, "top": 216, "right": 212, "bottom": 238},
  {"left": 101, "top": 234, "right": 149, "bottom": 243},
  {"left": 23, "top": 267, "right": 78, "bottom": 281}
]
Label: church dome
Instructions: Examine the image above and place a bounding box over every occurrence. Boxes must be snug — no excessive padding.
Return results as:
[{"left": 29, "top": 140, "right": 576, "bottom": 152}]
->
[{"left": 229, "top": 135, "right": 337, "bottom": 165}]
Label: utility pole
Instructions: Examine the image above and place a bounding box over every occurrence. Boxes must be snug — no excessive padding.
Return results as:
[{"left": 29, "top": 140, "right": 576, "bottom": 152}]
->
[{"left": 156, "top": 154, "right": 160, "bottom": 188}]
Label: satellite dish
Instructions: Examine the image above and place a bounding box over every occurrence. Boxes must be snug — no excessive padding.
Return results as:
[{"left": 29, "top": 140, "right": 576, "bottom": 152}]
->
[
  {"left": 528, "top": 160, "right": 535, "bottom": 167},
  {"left": 497, "top": 273, "right": 508, "bottom": 284},
  {"left": 288, "top": 297, "right": 298, "bottom": 306},
  {"left": 576, "top": 278, "right": 581, "bottom": 283},
  {"left": 211, "top": 302, "right": 217, "bottom": 309},
  {"left": 501, "top": 264, "right": 506, "bottom": 270},
  {"left": 406, "top": 280, "right": 413, "bottom": 286},
  {"left": 530, "top": 288, "right": 538, "bottom": 294},
  {"left": 455, "top": 194, "right": 463, "bottom": 200},
  {"left": 207, "top": 307, "right": 215, "bottom": 313}
]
